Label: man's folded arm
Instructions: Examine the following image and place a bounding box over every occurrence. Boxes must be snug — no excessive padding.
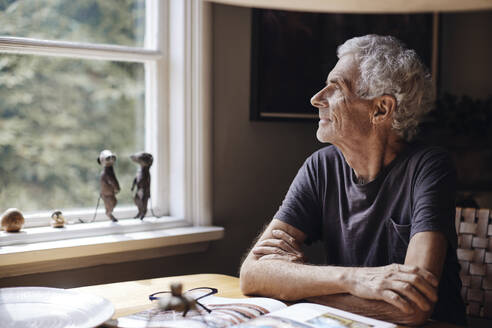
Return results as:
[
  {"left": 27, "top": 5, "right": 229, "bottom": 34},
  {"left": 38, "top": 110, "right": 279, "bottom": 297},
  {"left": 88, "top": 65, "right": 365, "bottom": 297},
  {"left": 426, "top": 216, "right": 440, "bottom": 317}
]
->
[
  {"left": 308, "top": 231, "right": 447, "bottom": 325},
  {"left": 240, "top": 219, "right": 445, "bottom": 326},
  {"left": 240, "top": 219, "right": 349, "bottom": 300}
]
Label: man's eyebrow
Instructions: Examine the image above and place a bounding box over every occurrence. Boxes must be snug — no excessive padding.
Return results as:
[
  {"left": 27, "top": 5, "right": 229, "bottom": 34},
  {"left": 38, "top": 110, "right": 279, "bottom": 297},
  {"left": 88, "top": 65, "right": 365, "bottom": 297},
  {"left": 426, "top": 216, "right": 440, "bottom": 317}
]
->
[
  {"left": 325, "top": 77, "right": 337, "bottom": 84},
  {"left": 325, "top": 77, "right": 344, "bottom": 86}
]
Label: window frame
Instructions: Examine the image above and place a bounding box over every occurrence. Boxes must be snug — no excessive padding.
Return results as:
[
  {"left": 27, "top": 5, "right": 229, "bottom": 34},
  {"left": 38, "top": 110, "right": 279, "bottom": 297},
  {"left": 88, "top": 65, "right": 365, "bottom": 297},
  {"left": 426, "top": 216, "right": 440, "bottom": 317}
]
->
[{"left": 0, "top": 0, "right": 214, "bottom": 251}]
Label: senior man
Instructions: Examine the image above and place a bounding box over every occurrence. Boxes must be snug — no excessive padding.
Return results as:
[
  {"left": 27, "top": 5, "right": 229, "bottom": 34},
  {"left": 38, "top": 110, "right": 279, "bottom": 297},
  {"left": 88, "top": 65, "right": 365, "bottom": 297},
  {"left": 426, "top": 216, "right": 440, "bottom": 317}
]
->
[{"left": 240, "top": 35, "right": 466, "bottom": 326}]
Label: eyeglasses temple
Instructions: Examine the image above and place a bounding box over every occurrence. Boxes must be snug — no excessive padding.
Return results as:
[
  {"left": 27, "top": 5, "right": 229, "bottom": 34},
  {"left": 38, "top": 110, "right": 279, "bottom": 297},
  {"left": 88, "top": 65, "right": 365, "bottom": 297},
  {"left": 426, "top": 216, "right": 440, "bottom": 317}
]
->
[
  {"left": 193, "top": 287, "right": 218, "bottom": 301},
  {"left": 195, "top": 300, "right": 212, "bottom": 313}
]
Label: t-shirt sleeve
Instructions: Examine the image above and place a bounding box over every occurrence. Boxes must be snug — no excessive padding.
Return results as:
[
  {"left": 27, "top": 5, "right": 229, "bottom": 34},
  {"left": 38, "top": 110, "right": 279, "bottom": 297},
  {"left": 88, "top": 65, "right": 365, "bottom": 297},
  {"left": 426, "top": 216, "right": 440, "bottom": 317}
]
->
[
  {"left": 274, "top": 155, "right": 323, "bottom": 244},
  {"left": 411, "top": 149, "right": 457, "bottom": 249}
]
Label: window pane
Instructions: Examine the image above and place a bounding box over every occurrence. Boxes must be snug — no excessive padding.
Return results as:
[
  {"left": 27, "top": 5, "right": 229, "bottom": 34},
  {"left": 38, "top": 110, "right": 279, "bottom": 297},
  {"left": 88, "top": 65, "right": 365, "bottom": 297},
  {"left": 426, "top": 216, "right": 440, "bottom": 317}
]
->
[
  {"left": 0, "top": 54, "right": 145, "bottom": 212},
  {"left": 0, "top": 0, "right": 146, "bottom": 47}
]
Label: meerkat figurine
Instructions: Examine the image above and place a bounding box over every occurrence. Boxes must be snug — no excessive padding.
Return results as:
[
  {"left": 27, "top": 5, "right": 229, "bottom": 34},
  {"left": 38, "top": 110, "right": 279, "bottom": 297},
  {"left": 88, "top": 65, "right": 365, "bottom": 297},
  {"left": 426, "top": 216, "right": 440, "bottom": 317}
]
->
[
  {"left": 98, "top": 150, "right": 120, "bottom": 222},
  {"left": 130, "top": 152, "right": 153, "bottom": 220},
  {"left": 158, "top": 282, "right": 197, "bottom": 316}
]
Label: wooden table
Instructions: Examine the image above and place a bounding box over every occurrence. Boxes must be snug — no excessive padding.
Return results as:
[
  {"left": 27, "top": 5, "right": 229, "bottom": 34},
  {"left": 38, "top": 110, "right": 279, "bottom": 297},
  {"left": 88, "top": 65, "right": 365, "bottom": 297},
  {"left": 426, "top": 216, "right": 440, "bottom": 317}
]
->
[
  {"left": 73, "top": 273, "right": 459, "bottom": 328},
  {"left": 73, "top": 274, "right": 241, "bottom": 319}
]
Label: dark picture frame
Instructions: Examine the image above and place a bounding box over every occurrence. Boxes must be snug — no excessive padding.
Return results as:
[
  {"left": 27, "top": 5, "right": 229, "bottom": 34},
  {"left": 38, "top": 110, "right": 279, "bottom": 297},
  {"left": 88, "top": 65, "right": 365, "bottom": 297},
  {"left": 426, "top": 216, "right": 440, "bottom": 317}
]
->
[{"left": 250, "top": 10, "right": 437, "bottom": 121}]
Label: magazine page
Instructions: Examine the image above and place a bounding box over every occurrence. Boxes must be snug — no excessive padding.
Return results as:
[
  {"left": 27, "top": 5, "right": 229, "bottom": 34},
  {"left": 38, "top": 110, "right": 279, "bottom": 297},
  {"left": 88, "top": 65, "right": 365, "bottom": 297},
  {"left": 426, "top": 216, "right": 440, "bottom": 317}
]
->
[
  {"left": 104, "top": 296, "right": 287, "bottom": 328},
  {"left": 232, "top": 303, "right": 397, "bottom": 328}
]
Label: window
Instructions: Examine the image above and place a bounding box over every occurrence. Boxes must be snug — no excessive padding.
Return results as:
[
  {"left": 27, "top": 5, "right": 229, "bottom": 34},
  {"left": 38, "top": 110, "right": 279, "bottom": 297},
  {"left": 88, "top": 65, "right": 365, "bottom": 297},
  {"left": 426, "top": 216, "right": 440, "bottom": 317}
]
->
[{"left": 0, "top": 0, "right": 218, "bottom": 267}]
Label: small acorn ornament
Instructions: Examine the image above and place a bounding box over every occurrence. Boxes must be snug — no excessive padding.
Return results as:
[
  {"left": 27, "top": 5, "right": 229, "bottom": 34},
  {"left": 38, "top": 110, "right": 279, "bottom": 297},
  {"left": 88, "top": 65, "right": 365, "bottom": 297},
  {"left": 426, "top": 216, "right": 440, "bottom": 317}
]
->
[
  {"left": 1, "top": 208, "right": 25, "bottom": 232},
  {"left": 51, "top": 210, "right": 65, "bottom": 228}
]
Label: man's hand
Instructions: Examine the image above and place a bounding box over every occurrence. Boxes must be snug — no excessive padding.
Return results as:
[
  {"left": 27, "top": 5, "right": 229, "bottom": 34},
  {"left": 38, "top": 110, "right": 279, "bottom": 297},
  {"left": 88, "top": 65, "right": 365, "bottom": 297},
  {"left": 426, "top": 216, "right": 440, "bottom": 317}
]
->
[
  {"left": 346, "top": 263, "right": 439, "bottom": 314},
  {"left": 252, "top": 229, "right": 305, "bottom": 263}
]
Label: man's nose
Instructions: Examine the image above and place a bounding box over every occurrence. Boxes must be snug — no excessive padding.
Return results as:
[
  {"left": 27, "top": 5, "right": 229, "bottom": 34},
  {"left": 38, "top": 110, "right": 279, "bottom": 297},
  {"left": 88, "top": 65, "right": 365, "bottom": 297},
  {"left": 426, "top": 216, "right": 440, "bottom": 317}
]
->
[{"left": 310, "top": 89, "right": 329, "bottom": 109}]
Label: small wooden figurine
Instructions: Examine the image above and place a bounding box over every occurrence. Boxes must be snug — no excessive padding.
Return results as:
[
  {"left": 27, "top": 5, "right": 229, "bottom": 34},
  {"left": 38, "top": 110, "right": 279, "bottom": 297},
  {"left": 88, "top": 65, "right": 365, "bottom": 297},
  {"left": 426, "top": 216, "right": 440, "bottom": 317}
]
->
[
  {"left": 1, "top": 208, "right": 25, "bottom": 232},
  {"left": 98, "top": 149, "right": 120, "bottom": 222},
  {"left": 51, "top": 210, "right": 65, "bottom": 228},
  {"left": 130, "top": 152, "right": 153, "bottom": 220}
]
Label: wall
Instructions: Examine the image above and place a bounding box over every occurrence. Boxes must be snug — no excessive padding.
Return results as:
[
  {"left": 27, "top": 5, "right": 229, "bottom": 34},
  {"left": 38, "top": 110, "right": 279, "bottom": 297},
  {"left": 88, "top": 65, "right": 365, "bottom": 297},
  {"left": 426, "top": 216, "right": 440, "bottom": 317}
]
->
[
  {"left": 1, "top": 5, "right": 490, "bottom": 288},
  {"left": 439, "top": 11, "right": 492, "bottom": 207},
  {"left": 440, "top": 11, "right": 492, "bottom": 99},
  {"left": 211, "top": 4, "right": 326, "bottom": 272}
]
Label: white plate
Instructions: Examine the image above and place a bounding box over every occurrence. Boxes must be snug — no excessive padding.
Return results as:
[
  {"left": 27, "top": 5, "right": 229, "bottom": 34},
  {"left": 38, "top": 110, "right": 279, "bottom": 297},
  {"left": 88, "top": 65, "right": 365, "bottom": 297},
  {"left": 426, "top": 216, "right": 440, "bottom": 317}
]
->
[{"left": 0, "top": 287, "right": 114, "bottom": 328}]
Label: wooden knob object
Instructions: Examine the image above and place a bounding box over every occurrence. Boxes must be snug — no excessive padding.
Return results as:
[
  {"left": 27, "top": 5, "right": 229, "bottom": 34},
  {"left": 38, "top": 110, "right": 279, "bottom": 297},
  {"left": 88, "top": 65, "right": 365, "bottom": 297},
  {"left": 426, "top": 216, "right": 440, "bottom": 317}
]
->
[{"left": 1, "top": 208, "right": 25, "bottom": 232}]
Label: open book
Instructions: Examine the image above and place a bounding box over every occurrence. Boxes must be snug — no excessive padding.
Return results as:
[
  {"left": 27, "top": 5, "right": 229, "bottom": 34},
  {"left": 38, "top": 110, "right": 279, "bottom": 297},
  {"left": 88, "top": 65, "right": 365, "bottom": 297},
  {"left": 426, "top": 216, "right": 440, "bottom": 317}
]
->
[{"left": 105, "top": 295, "right": 397, "bottom": 328}]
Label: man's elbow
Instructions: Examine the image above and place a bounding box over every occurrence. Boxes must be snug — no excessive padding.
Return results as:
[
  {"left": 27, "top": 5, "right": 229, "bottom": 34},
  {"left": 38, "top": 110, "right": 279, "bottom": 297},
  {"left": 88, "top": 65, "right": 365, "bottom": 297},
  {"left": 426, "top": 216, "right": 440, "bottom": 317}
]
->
[
  {"left": 239, "top": 277, "right": 255, "bottom": 296},
  {"left": 396, "top": 308, "right": 432, "bottom": 326},
  {"left": 240, "top": 259, "right": 284, "bottom": 298},
  {"left": 239, "top": 259, "right": 256, "bottom": 296},
  {"left": 404, "top": 295, "right": 437, "bottom": 326}
]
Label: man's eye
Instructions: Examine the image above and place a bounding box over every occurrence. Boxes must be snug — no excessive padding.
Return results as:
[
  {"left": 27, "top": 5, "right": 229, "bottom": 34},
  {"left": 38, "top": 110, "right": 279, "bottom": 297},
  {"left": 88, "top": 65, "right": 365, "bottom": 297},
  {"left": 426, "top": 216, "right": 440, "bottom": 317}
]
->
[{"left": 328, "top": 81, "right": 340, "bottom": 89}]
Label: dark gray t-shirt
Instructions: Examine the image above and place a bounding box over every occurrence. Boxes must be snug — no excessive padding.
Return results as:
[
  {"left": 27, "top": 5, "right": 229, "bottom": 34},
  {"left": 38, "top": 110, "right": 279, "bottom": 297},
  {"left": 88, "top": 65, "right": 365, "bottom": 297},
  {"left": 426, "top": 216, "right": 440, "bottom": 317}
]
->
[{"left": 274, "top": 143, "right": 466, "bottom": 325}]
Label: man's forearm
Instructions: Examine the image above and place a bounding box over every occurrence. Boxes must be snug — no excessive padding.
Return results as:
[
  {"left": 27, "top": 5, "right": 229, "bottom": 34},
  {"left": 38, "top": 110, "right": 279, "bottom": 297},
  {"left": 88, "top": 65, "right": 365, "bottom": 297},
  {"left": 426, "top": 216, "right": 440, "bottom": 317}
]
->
[
  {"left": 241, "top": 259, "right": 431, "bottom": 326},
  {"left": 308, "top": 294, "right": 430, "bottom": 326},
  {"left": 240, "top": 257, "right": 349, "bottom": 300},
  {"left": 241, "top": 255, "right": 437, "bottom": 320}
]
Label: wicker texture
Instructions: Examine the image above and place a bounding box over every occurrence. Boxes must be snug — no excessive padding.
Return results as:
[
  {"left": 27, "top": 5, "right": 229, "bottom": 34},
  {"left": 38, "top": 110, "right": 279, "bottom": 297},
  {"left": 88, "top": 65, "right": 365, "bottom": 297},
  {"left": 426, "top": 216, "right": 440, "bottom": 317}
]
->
[{"left": 456, "top": 207, "right": 492, "bottom": 318}]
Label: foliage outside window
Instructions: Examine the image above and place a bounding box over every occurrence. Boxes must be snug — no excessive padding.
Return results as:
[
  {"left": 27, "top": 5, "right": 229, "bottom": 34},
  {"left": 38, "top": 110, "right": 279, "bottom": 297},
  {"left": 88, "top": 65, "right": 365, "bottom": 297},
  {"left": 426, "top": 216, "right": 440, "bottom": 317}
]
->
[
  {"left": 0, "top": 0, "right": 145, "bottom": 46},
  {"left": 0, "top": 0, "right": 147, "bottom": 214}
]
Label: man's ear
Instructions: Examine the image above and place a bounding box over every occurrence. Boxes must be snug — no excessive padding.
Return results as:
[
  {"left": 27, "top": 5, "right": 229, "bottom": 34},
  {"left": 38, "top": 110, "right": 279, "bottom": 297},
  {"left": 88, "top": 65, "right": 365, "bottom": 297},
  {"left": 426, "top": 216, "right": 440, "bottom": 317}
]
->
[{"left": 372, "top": 94, "right": 396, "bottom": 124}]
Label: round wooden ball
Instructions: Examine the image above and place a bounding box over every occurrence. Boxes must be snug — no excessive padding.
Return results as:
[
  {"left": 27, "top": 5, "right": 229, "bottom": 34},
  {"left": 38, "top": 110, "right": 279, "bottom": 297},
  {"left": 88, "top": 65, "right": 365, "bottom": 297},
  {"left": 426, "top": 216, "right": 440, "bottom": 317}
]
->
[{"left": 1, "top": 208, "right": 25, "bottom": 232}]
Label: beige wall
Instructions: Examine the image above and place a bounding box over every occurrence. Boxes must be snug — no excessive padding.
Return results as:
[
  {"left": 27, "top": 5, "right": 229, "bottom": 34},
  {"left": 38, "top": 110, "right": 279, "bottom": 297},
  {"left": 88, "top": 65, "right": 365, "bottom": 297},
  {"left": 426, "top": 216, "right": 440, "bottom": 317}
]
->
[{"left": 1, "top": 5, "right": 490, "bottom": 288}]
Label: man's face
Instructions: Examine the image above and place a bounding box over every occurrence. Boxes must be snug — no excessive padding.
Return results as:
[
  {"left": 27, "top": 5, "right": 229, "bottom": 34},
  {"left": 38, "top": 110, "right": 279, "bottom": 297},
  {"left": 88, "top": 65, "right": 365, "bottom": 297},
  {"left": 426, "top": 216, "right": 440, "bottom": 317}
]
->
[{"left": 310, "top": 54, "right": 373, "bottom": 146}]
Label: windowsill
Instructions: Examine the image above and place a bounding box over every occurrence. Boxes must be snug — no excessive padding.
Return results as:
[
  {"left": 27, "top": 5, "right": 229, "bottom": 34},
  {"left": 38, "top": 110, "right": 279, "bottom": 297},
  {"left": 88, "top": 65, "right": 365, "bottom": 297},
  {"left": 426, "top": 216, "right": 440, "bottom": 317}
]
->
[
  {"left": 0, "top": 216, "right": 193, "bottom": 246},
  {"left": 0, "top": 221, "right": 224, "bottom": 278}
]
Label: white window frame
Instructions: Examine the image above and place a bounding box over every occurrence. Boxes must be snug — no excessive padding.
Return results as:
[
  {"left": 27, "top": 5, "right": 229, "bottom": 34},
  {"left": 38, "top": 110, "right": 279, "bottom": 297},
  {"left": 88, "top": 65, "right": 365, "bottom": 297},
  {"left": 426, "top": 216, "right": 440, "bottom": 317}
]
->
[{"left": 0, "top": 0, "right": 221, "bottom": 277}]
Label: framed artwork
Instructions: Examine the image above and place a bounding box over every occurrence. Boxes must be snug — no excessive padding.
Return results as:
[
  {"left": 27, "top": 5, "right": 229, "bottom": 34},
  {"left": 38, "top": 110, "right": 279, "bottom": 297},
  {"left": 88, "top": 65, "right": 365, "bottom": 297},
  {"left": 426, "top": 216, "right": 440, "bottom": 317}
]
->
[{"left": 250, "top": 10, "right": 437, "bottom": 121}]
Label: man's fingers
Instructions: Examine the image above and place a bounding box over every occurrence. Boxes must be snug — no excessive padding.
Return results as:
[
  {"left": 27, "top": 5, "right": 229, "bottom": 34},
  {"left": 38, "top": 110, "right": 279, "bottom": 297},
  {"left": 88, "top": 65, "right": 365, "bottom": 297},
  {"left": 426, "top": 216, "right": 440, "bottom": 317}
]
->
[
  {"left": 381, "top": 290, "right": 413, "bottom": 314},
  {"left": 253, "top": 245, "right": 282, "bottom": 256},
  {"left": 256, "top": 238, "right": 303, "bottom": 256},
  {"left": 396, "top": 273, "right": 438, "bottom": 303},
  {"left": 390, "top": 281, "right": 432, "bottom": 311},
  {"left": 272, "top": 229, "right": 300, "bottom": 248},
  {"left": 253, "top": 244, "right": 303, "bottom": 262},
  {"left": 255, "top": 246, "right": 303, "bottom": 262},
  {"left": 395, "top": 264, "right": 439, "bottom": 287}
]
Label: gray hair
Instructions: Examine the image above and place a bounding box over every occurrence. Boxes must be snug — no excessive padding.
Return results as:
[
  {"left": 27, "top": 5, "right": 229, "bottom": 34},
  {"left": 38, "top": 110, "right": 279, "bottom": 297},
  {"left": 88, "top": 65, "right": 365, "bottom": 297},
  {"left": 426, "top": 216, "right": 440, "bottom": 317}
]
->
[{"left": 337, "top": 35, "right": 435, "bottom": 141}]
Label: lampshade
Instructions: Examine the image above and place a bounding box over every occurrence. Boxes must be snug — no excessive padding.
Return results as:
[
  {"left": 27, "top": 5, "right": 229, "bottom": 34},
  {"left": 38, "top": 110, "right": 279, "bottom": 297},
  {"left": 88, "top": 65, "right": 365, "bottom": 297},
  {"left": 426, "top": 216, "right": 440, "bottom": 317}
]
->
[{"left": 205, "top": 0, "right": 492, "bottom": 13}]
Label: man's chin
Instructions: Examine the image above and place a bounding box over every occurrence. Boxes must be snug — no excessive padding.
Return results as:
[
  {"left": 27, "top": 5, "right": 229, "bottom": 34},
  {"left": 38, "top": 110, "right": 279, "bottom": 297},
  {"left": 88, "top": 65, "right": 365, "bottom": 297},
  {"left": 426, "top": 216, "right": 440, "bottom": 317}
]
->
[{"left": 316, "top": 129, "right": 333, "bottom": 143}]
